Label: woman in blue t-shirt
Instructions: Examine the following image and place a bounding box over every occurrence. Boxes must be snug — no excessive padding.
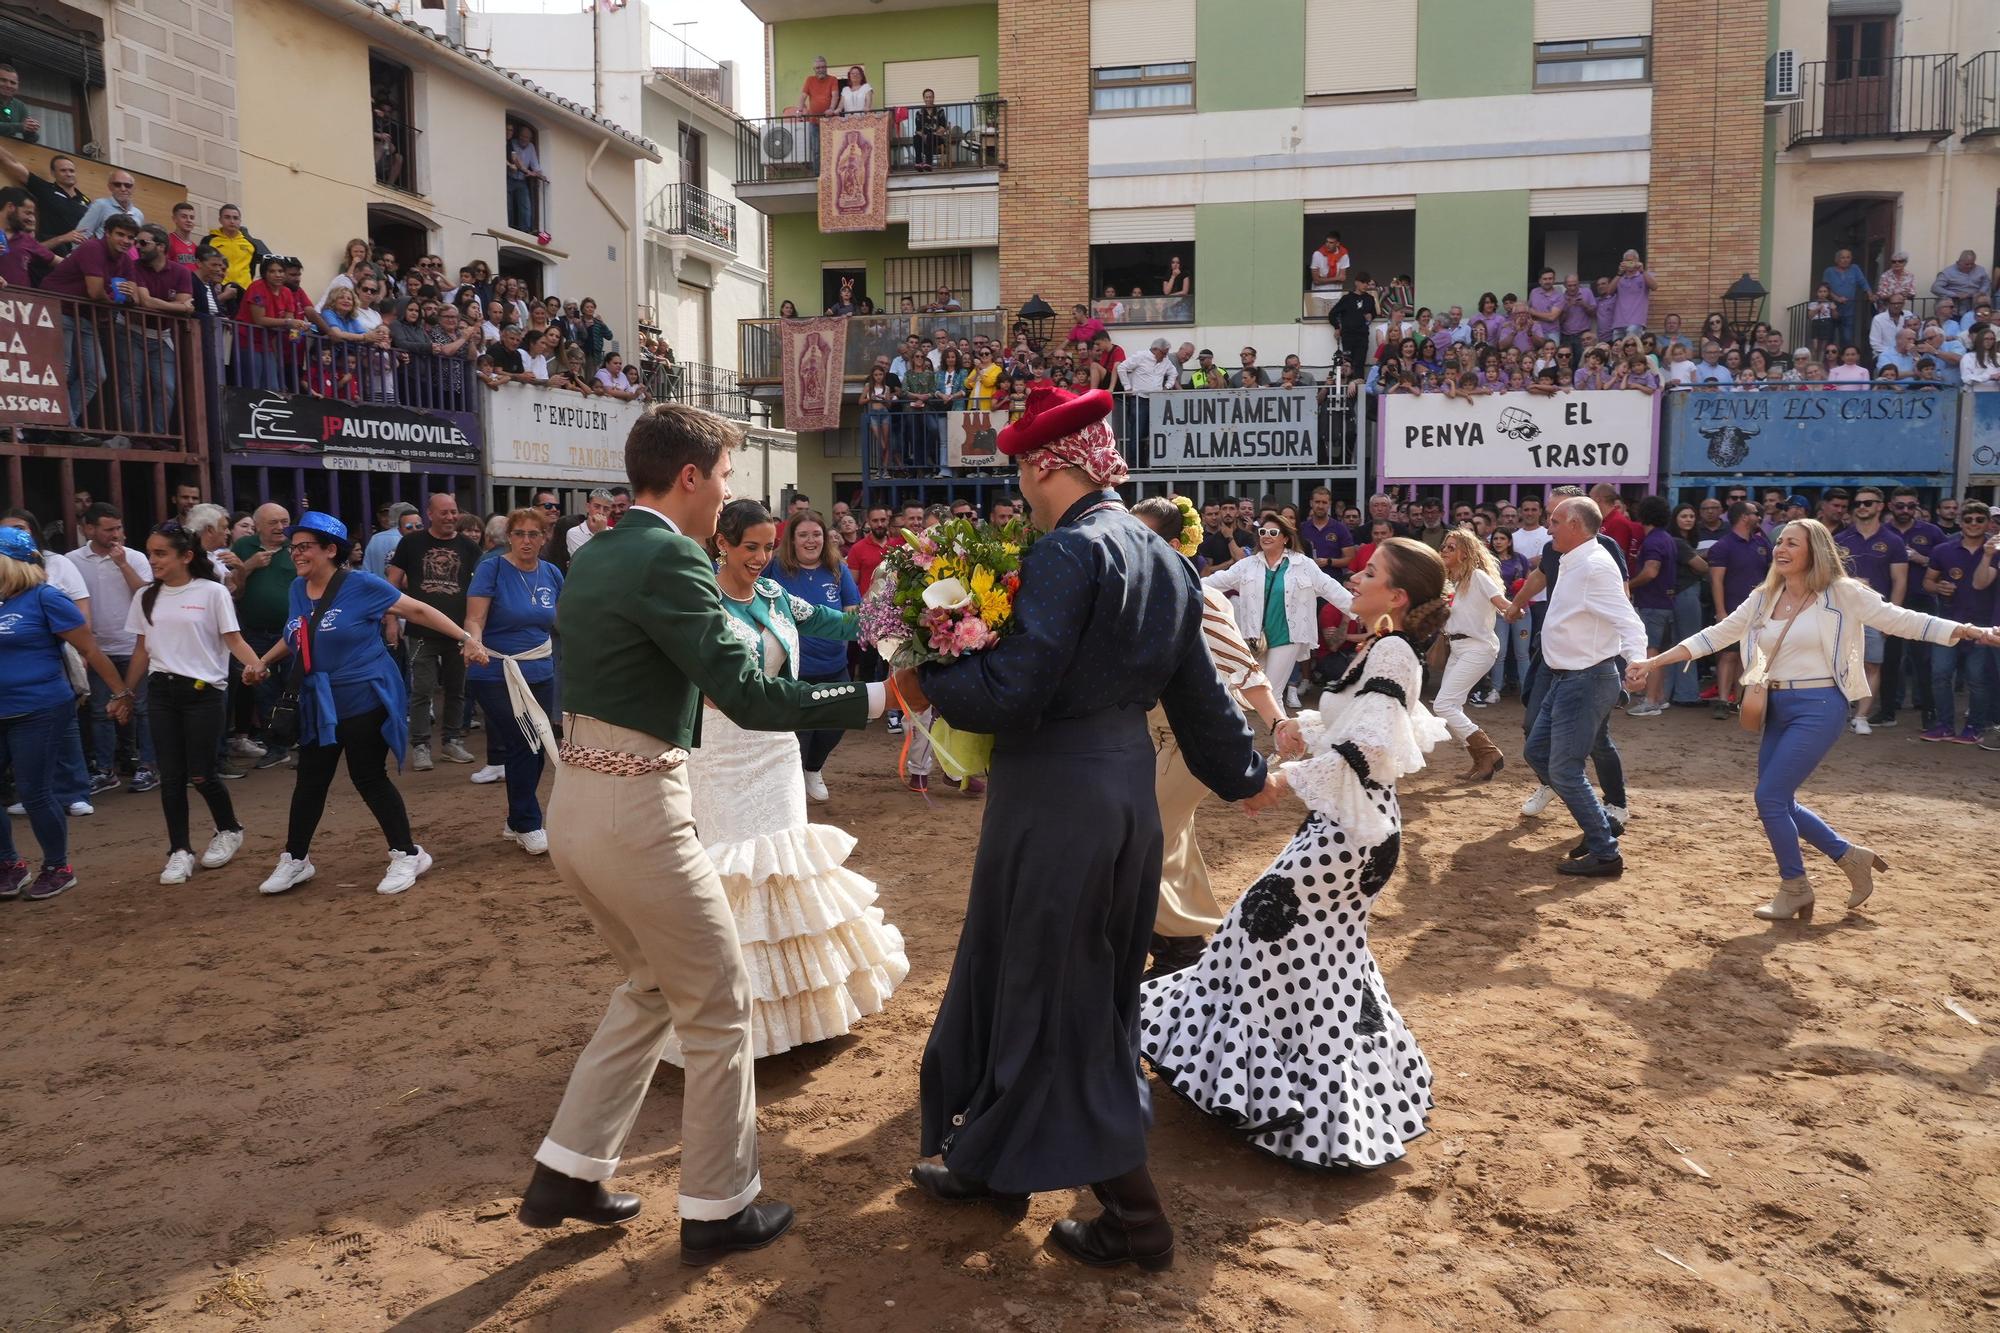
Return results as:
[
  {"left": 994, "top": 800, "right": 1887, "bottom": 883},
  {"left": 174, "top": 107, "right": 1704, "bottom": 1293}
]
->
[
  {"left": 771, "top": 510, "right": 860, "bottom": 803},
  {"left": 248, "top": 512, "right": 488, "bottom": 899},
  {"left": 463, "top": 506, "right": 564, "bottom": 854},
  {"left": 0, "top": 528, "right": 131, "bottom": 902}
]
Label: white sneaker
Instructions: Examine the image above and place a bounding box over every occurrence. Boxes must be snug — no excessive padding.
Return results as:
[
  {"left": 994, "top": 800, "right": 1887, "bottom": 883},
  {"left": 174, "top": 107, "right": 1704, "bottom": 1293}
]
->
[
  {"left": 470, "top": 764, "right": 505, "bottom": 785},
  {"left": 804, "top": 769, "right": 830, "bottom": 803},
  {"left": 200, "top": 828, "right": 244, "bottom": 869},
  {"left": 1285, "top": 684, "right": 1304, "bottom": 710},
  {"left": 1849, "top": 716, "right": 1872, "bottom": 736},
  {"left": 260, "top": 853, "right": 316, "bottom": 895},
  {"left": 1521, "top": 785, "right": 1556, "bottom": 818},
  {"left": 440, "top": 740, "right": 477, "bottom": 764},
  {"left": 411, "top": 744, "right": 434, "bottom": 772},
  {"left": 67, "top": 801, "right": 93, "bottom": 817},
  {"left": 5, "top": 802, "right": 21, "bottom": 815},
  {"left": 1626, "top": 700, "right": 1666, "bottom": 718},
  {"left": 502, "top": 826, "right": 549, "bottom": 855},
  {"left": 159, "top": 850, "right": 196, "bottom": 885},
  {"left": 377, "top": 846, "right": 433, "bottom": 895},
  {"left": 227, "top": 735, "right": 267, "bottom": 758}
]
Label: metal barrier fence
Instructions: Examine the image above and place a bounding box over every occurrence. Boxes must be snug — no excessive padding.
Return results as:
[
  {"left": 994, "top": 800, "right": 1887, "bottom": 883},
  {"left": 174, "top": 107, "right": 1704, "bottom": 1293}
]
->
[
  {"left": 739, "top": 309, "right": 1013, "bottom": 384},
  {"left": 223, "top": 322, "right": 476, "bottom": 414},
  {"left": 4, "top": 292, "right": 207, "bottom": 454}
]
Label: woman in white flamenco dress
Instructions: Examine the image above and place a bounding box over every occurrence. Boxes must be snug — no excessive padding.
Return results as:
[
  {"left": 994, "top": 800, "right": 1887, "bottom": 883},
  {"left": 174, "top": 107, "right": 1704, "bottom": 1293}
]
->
[{"left": 665, "top": 500, "right": 909, "bottom": 1065}]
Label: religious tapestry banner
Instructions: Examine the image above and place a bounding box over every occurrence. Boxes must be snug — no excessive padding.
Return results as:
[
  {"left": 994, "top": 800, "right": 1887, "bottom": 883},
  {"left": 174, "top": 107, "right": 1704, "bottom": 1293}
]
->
[
  {"left": 781, "top": 316, "right": 848, "bottom": 433},
  {"left": 818, "top": 112, "right": 890, "bottom": 233}
]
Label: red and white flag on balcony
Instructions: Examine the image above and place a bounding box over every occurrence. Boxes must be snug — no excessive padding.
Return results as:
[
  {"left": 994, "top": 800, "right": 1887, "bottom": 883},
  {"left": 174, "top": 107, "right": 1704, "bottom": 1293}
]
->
[
  {"left": 781, "top": 316, "right": 847, "bottom": 433},
  {"left": 817, "top": 111, "right": 890, "bottom": 233}
]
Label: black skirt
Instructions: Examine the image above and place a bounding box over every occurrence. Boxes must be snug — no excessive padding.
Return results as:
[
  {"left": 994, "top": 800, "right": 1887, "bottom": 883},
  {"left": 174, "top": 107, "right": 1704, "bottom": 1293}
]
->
[{"left": 918, "top": 706, "right": 1163, "bottom": 1194}]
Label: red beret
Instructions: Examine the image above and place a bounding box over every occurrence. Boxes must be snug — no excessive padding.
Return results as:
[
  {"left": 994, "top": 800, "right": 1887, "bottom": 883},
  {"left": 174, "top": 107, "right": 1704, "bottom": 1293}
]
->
[{"left": 996, "top": 386, "right": 1113, "bottom": 457}]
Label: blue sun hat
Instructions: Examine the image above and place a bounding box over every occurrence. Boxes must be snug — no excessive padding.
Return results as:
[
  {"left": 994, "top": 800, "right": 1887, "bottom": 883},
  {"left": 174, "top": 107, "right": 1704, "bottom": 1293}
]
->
[
  {"left": 0, "top": 525, "right": 43, "bottom": 564},
  {"left": 285, "top": 511, "right": 350, "bottom": 545}
]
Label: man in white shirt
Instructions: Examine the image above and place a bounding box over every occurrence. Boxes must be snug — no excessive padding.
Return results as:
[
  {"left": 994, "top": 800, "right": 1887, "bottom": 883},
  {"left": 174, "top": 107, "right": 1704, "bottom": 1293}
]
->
[
  {"left": 568, "top": 488, "right": 614, "bottom": 557},
  {"left": 1868, "top": 294, "right": 1917, "bottom": 361},
  {"left": 1522, "top": 497, "right": 1645, "bottom": 878},
  {"left": 72, "top": 503, "right": 158, "bottom": 794},
  {"left": 1117, "top": 337, "right": 1177, "bottom": 457}
]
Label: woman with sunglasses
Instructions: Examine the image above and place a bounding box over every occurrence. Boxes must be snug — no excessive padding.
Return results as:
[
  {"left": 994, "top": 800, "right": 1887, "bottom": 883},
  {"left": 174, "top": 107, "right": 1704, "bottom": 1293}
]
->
[
  {"left": 1204, "top": 512, "right": 1352, "bottom": 711},
  {"left": 462, "top": 507, "right": 563, "bottom": 854},
  {"left": 250, "top": 512, "right": 488, "bottom": 898},
  {"left": 119, "top": 523, "right": 268, "bottom": 885}
]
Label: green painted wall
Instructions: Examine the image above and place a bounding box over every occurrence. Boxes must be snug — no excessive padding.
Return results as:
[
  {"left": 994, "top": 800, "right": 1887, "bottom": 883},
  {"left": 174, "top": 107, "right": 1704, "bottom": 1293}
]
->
[
  {"left": 1415, "top": 192, "right": 1528, "bottom": 311},
  {"left": 770, "top": 6, "right": 998, "bottom": 112},
  {"left": 769, "top": 212, "right": 929, "bottom": 317},
  {"left": 1417, "top": 0, "right": 1531, "bottom": 99},
  {"left": 1195, "top": 0, "right": 1303, "bottom": 112},
  {"left": 1195, "top": 202, "right": 1304, "bottom": 326}
]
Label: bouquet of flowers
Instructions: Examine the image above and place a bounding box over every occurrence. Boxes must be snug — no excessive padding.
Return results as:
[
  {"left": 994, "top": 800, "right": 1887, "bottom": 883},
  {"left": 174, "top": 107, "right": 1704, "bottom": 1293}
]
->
[{"left": 858, "top": 517, "right": 1036, "bottom": 780}]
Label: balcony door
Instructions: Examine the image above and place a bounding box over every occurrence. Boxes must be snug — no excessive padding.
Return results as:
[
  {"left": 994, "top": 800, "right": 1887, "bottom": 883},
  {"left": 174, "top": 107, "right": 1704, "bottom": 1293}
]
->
[
  {"left": 1812, "top": 194, "right": 1897, "bottom": 289},
  {"left": 1826, "top": 15, "right": 1893, "bottom": 137},
  {"left": 679, "top": 124, "right": 704, "bottom": 188}
]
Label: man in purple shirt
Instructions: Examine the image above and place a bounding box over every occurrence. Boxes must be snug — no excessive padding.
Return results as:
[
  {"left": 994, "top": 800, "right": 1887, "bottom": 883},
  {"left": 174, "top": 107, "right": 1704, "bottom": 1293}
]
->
[
  {"left": 1832, "top": 486, "right": 1908, "bottom": 733},
  {"left": 1557, "top": 274, "right": 1596, "bottom": 356},
  {"left": 121, "top": 223, "right": 194, "bottom": 434},
  {"left": 1298, "top": 485, "right": 1355, "bottom": 573},
  {"left": 1921, "top": 500, "right": 1998, "bottom": 742},
  {"left": 1705, "top": 501, "right": 1771, "bottom": 717},
  {"left": 1624, "top": 497, "right": 1681, "bottom": 717},
  {"left": 0, "top": 185, "right": 53, "bottom": 287},
  {"left": 1593, "top": 278, "right": 1619, "bottom": 341},
  {"left": 1884, "top": 486, "right": 1948, "bottom": 726},
  {"left": 39, "top": 212, "right": 141, "bottom": 430},
  {"left": 1605, "top": 251, "right": 1657, "bottom": 335},
  {"left": 1527, "top": 268, "right": 1565, "bottom": 343}
]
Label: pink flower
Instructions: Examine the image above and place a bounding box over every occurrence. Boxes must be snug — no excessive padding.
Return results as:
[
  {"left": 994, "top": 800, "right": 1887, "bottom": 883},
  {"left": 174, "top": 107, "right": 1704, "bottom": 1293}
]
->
[{"left": 952, "top": 617, "right": 992, "bottom": 653}]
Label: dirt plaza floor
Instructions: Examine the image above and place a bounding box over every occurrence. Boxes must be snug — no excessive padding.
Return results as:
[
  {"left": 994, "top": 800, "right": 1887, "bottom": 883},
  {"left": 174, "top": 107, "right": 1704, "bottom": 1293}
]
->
[{"left": 2, "top": 703, "right": 1996, "bottom": 1332}]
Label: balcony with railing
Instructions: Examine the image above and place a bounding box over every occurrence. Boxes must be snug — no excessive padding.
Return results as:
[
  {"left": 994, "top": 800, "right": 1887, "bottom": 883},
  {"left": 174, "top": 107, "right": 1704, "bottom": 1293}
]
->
[
  {"left": 1785, "top": 54, "right": 1957, "bottom": 149},
  {"left": 647, "top": 181, "right": 739, "bottom": 273},
  {"left": 641, "top": 357, "right": 753, "bottom": 420},
  {"left": 733, "top": 97, "right": 1006, "bottom": 210},
  {"left": 1966, "top": 51, "right": 2000, "bottom": 138},
  {"left": 738, "top": 309, "right": 1013, "bottom": 386}
]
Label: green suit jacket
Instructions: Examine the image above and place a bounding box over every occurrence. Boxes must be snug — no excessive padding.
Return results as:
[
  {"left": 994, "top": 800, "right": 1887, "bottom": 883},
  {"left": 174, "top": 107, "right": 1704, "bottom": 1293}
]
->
[{"left": 556, "top": 508, "right": 868, "bottom": 749}]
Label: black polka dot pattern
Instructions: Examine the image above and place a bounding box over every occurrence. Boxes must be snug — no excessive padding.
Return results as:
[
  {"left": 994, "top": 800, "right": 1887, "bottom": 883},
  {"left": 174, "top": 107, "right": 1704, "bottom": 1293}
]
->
[{"left": 1139, "top": 798, "right": 1435, "bottom": 1169}]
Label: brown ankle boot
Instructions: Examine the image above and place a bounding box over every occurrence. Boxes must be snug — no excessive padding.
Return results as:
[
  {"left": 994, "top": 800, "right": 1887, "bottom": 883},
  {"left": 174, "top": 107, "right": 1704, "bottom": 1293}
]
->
[{"left": 1464, "top": 729, "right": 1506, "bottom": 782}]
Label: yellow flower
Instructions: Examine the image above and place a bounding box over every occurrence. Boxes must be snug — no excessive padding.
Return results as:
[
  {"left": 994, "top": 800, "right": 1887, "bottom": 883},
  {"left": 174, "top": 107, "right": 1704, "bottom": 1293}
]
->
[
  {"left": 1001, "top": 542, "right": 1021, "bottom": 556},
  {"left": 978, "top": 589, "right": 1011, "bottom": 625},
  {"left": 930, "top": 556, "right": 957, "bottom": 583},
  {"left": 969, "top": 566, "right": 996, "bottom": 595}
]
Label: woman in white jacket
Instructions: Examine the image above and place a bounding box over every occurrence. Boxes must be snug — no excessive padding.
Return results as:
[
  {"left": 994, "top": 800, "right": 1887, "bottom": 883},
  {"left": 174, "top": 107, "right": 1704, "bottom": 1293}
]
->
[
  {"left": 1204, "top": 511, "right": 1352, "bottom": 709},
  {"left": 1627, "top": 518, "right": 1999, "bottom": 922}
]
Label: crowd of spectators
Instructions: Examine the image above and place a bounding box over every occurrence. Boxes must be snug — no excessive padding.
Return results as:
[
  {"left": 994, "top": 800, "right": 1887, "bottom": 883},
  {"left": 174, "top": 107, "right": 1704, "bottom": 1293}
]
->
[{"left": 0, "top": 149, "right": 649, "bottom": 443}]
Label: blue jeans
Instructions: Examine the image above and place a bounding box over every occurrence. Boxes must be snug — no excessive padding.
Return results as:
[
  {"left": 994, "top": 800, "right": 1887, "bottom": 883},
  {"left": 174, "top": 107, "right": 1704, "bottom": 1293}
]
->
[
  {"left": 1930, "top": 640, "right": 1999, "bottom": 732},
  {"left": 469, "top": 675, "right": 552, "bottom": 832},
  {"left": 89, "top": 655, "right": 154, "bottom": 773},
  {"left": 61, "top": 311, "right": 105, "bottom": 427},
  {"left": 1522, "top": 648, "right": 1628, "bottom": 809},
  {"left": 507, "top": 176, "right": 535, "bottom": 231},
  {"left": 1668, "top": 583, "right": 1704, "bottom": 704},
  {"left": 0, "top": 702, "right": 71, "bottom": 866},
  {"left": 1524, "top": 660, "right": 1624, "bottom": 859},
  {"left": 1754, "top": 687, "right": 1851, "bottom": 880},
  {"left": 119, "top": 331, "right": 178, "bottom": 434},
  {"left": 1487, "top": 611, "right": 1531, "bottom": 694}
]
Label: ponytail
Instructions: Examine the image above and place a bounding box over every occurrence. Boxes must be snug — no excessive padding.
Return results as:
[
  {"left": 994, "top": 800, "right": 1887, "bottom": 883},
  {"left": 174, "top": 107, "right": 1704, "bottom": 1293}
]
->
[{"left": 139, "top": 524, "right": 215, "bottom": 621}]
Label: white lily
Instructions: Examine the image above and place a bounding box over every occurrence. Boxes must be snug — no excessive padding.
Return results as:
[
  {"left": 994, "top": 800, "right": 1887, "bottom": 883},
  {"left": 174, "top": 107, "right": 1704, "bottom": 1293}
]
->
[{"left": 922, "top": 577, "right": 973, "bottom": 611}]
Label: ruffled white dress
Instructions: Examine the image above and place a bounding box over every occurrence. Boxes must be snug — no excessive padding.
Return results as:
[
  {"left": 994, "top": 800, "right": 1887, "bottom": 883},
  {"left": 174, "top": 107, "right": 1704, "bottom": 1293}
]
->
[
  {"left": 664, "top": 590, "right": 909, "bottom": 1064},
  {"left": 1139, "top": 634, "right": 1447, "bottom": 1168}
]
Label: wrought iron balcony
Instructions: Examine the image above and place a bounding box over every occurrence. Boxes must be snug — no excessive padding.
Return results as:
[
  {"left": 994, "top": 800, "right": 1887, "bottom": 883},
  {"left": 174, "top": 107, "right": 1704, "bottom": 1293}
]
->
[
  {"left": 1786, "top": 54, "right": 1957, "bottom": 148},
  {"left": 1966, "top": 51, "right": 2000, "bottom": 138},
  {"left": 734, "top": 97, "right": 1007, "bottom": 187},
  {"left": 642, "top": 358, "right": 751, "bottom": 420},
  {"left": 647, "top": 182, "right": 738, "bottom": 255}
]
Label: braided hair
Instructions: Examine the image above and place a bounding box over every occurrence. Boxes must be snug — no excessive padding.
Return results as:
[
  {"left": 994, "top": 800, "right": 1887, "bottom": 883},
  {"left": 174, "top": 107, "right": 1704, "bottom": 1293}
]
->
[
  {"left": 1372, "top": 536, "right": 1448, "bottom": 643},
  {"left": 139, "top": 522, "right": 218, "bottom": 620}
]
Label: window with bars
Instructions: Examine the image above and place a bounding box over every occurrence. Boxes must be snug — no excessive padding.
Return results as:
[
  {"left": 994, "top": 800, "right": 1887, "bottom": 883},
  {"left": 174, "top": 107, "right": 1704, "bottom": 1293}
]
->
[
  {"left": 1091, "top": 63, "right": 1195, "bottom": 113},
  {"left": 884, "top": 253, "right": 973, "bottom": 313}
]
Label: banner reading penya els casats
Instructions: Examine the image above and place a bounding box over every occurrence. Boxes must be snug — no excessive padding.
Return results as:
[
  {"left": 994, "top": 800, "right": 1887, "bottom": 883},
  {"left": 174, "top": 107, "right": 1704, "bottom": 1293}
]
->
[{"left": 1378, "top": 391, "right": 1658, "bottom": 483}]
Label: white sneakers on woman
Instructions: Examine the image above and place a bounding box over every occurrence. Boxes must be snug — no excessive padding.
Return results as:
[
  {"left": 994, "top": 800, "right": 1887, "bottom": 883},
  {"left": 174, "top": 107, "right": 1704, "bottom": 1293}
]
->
[
  {"left": 1520, "top": 785, "right": 1556, "bottom": 817},
  {"left": 260, "top": 853, "right": 317, "bottom": 895},
  {"left": 804, "top": 769, "right": 831, "bottom": 803},
  {"left": 377, "top": 847, "right": 433, "bottom": 895},
  {"left": 470, "top": 764, "right": 505, "bottom": 784},
  {"left": 159, "top": 850, "right": 196, "bottom": 885},
  {"left": 201, "top": 829, "right": 244, "bottom": 869},
  {"left": 502, "top": 826, "right": 549, "bottom": 855}
]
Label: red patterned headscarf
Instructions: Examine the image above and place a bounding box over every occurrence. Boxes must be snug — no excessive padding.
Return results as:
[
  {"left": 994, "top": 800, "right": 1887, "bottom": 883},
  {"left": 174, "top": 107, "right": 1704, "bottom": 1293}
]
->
[{"left": 996, "top": 386, "right": 1130, "bottom": 487}]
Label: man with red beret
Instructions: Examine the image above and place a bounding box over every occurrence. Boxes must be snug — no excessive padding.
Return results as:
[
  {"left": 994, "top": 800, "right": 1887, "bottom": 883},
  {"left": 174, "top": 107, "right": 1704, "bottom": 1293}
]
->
[{"left": 892, "top": 386, "right": 1274, "bottom": 1271}]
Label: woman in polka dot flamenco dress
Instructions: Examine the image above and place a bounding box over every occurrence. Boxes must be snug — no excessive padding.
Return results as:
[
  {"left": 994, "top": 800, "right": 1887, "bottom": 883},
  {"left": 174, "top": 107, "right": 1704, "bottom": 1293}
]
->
[{"left": 1140, "top": 537, "right": 1451, "bottom": 1169}]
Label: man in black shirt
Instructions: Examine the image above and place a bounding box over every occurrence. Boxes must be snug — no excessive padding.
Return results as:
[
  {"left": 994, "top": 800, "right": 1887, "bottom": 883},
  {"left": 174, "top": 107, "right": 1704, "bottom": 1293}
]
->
[
  {"left": 389, "top": 493, "right": 482, "bottom": 770},
  {"left": 1195, "top": 495, "right": 1252, "bottom": 570},
  {"left": 0, "top": 144, "right": 88, "bottom": 253},
  {"left": 490, "top": 325, "right": 528, "bottom": 378},
  {"left": 1327, "top": 271, "right": 1379, "bottom": 379}
]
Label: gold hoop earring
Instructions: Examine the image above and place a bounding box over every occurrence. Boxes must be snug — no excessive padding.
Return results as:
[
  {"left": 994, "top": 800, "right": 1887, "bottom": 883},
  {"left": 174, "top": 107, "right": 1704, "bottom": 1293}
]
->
[{"left": 1372, "top": 612, "right": 1396, "bottom": 638}]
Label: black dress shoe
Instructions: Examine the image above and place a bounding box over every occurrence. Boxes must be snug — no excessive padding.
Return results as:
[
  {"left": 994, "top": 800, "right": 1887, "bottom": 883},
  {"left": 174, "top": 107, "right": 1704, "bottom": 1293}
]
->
[
  {"left": 1564, "top": 837, "right": 1592, "bottom": 860},
  {"left": 910, "top": 1162, "right": 1029, "bottom": 1206},
  {"left": 680, "top": 1200, "right": 795, "bottom": 1266},
  {"left": 1558, "top": 853, "right": 1625, "bottom": 878},
  {"left": 516, "top": 1163, "right": 643, "bottom": 1228},
  {"left": 1048, "top": 1166, "right": 1174, "bottom": 1272}
]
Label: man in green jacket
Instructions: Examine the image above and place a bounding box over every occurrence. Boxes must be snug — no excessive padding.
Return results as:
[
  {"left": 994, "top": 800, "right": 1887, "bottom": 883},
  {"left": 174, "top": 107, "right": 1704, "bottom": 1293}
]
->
[{"left": 517, "top": 404, "right": 883, "bottom": 1265}]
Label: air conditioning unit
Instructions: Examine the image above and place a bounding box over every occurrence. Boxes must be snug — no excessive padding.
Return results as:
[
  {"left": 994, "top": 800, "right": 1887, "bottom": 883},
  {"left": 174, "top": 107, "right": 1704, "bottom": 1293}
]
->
[{"left": 1766, "top": 49, "right": 1801, "bottom": 105}]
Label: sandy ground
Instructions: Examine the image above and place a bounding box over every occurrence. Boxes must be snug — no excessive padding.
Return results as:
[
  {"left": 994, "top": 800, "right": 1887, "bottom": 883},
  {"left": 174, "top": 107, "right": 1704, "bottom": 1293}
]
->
[{"left": 2, "top": 700, "right": 1998, "bottom": 1332}]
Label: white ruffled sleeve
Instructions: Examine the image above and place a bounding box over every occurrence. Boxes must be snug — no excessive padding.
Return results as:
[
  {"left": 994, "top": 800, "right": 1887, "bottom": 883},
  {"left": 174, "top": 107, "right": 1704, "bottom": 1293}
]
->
[{"left": 1281, "top": 637, "right": 1447, "bottom": 841}]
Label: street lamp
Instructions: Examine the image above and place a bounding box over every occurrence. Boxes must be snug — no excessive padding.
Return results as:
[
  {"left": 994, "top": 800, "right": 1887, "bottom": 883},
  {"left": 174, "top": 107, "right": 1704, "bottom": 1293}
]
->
[
  {"left": 1017, "top": 294, "right": 1056, "bottom": 349},
  {"left": 1722, "top": 274, "right": 1768, "bottom": 347}
]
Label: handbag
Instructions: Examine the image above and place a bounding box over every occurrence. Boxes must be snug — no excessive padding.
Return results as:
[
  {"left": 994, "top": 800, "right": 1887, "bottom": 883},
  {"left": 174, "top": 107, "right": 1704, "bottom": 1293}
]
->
[
  {"left": 266, "top": 569, "right": 347, "bottom": 748},
  {"left": 1737, "top": 596, "right": 1804, "bottom": 735}
]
